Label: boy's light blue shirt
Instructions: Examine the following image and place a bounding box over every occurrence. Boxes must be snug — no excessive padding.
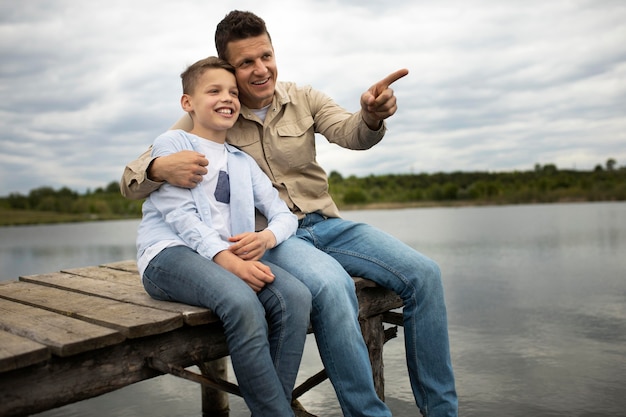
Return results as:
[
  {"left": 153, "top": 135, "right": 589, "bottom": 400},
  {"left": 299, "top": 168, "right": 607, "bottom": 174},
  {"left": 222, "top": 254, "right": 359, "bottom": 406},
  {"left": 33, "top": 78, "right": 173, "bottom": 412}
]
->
[{"left": 136, "top": 130, "right": 297, "bottom": 277}]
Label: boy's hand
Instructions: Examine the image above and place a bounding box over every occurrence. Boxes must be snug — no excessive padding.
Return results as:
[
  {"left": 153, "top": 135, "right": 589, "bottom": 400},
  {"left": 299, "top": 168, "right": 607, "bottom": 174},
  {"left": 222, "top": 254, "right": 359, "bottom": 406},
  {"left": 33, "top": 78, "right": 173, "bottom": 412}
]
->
[
  {"left": 232, "top": 260, "right": 275, "bottom": 292},
  {"left": 228, "top": 230, "right": 277, "bottom": 261},
  {"left": 213, "top": 250, "right": 275, "bottom": 292}
]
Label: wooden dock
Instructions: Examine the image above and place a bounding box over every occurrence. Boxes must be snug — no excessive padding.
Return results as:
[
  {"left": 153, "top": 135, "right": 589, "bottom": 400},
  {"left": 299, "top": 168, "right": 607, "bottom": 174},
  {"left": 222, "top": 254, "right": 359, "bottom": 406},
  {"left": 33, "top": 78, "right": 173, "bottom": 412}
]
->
[{"left": 0, "top": 260, "right": 403, "bottom": 417}]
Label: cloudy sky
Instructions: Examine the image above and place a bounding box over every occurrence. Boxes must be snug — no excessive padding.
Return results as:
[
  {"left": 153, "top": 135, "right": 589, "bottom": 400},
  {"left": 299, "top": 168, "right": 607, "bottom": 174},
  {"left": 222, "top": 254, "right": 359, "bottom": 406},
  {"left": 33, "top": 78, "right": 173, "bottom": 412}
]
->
[{"left": 1, "top": 0, "right": 624, "bottom": 196}]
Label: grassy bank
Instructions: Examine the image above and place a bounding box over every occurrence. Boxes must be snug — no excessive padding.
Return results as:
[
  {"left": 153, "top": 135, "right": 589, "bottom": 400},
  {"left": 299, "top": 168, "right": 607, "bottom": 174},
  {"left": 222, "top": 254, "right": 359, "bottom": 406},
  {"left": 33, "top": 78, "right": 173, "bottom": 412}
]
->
[
  {"left": 0, "top": 209, "right": 136, "bottom": 227},
  {"left": 0, "top": 197, "right": 607, "bottom": 227}
]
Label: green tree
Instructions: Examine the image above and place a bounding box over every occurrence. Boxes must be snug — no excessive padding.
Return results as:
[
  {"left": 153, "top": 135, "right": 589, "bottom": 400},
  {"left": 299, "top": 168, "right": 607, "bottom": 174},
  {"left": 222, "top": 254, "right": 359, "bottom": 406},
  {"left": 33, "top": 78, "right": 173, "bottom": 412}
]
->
[
  {"left": 343, "top": 188, "right": 368, "bottom": 204},
  {"left": 105, "top": 181, "right": 120, "bottom": 193},
  {"left": 606, "top": 158, "right": 616, "bottom": 171},
  {"left": 7, "top": 192, "right": 29, "bottom": 209},
  {"left": 328, "top": 170, "right": 343, "bottom": 183}
]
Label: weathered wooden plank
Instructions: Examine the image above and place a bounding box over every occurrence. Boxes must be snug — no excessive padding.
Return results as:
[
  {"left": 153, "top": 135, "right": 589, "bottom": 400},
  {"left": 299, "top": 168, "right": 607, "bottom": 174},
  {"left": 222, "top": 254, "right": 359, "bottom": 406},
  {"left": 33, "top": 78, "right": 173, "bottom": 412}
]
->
[
  {"left": 356, "top": 283, "right": 403, "bottom": 319},
  {"left": 0, "top": 323, "right": 229, "bottom": 417},
  {"left": 353, "top": 276, "right": 379, "bottom": 290},
  {"left": 61, "top": 266, "right": 140, "bottom": 284},
  {"left": 22, "top": 270, "right": 218, "bottom": 326},
  {"left": 102, "top": 259, "right": 139, "bottom": 273},
  {"left": 0, "top": 281, "right": 182, "bottom": 338},
  {"left": 0, "top": 329, "right": 50, "bottom": 373},
  {"left": 0, "top": 298, "right": 124, "bottom": 357}
]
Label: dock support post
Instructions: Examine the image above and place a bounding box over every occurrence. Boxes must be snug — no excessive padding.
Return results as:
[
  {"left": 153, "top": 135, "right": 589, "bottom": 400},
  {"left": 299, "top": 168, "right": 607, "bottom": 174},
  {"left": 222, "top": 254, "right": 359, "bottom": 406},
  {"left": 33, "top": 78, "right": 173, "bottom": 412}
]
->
[
  {"left": 359, "top": 314, "right": 386, "bottom": 400},
  {"left": 199, "top": 357, "right": 230, "bottom": 417}
]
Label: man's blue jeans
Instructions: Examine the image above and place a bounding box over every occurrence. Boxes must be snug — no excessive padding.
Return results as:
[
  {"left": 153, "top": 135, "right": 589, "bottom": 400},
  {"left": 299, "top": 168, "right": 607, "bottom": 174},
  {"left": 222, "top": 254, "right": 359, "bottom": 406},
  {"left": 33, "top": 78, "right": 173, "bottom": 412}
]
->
[
  {"left": 142, "top": 245, "right": 311, "bottom": 417},
  {"left": 264, "top": 214, "right": 458, "bottom": 417}
]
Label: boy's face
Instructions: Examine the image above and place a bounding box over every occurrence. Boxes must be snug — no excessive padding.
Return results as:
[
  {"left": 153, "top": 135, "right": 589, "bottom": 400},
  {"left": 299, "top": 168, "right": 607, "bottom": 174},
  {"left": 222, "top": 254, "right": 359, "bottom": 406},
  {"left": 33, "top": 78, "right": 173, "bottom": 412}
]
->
[
  {"left": 226, "top": 34, "right": 277, "bottom": 109},
  {"left": 182, "top": 68, "right": 240, "bottom": 133}
]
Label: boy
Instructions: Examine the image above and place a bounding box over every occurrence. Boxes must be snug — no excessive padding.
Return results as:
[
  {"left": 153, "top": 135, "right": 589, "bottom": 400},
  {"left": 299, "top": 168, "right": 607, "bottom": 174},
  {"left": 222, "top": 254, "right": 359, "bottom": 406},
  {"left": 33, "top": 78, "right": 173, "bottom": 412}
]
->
[{"left": 136, "top": 57, "right": 311, "bottom": 417}]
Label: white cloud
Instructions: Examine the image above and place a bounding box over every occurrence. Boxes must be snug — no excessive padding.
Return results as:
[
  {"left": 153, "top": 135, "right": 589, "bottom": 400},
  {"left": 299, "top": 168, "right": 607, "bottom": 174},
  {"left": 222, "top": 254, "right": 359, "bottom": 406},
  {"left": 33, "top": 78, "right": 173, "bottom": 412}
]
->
[{"left": 1, "top": 0, "right": 625, "bottom": 195}]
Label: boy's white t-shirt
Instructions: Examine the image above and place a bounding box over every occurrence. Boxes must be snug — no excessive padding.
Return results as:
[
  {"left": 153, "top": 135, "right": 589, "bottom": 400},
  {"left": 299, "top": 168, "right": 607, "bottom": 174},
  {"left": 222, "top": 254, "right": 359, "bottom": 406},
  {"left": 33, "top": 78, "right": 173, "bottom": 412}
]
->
[{"left": 195, "top": 139, "right": 232, "bottom": 243}]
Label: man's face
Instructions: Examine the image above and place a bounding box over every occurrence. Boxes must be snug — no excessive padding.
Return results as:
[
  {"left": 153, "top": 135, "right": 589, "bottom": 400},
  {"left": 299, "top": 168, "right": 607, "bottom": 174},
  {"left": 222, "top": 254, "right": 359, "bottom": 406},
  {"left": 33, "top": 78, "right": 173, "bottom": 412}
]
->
[{"left": 226, "top": 34, "right": 277, "bottom": 109}]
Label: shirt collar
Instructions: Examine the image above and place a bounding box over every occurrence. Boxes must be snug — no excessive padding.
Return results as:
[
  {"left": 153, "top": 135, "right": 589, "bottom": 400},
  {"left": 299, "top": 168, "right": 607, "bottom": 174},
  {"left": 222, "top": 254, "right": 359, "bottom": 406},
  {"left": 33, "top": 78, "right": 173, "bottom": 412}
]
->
[{"left": 239, "top": 81, "right": 291, "bottom": 121}]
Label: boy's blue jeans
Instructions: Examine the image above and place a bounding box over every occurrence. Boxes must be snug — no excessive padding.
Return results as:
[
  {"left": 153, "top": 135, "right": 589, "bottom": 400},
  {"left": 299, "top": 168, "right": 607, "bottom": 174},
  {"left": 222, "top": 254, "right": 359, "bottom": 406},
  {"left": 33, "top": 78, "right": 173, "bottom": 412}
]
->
[
  {"left": 142, "top": 245, "right": 311, "bottom": 417},
  {"left": 263, "top": 214, "right": 458, "bottom": 417}
]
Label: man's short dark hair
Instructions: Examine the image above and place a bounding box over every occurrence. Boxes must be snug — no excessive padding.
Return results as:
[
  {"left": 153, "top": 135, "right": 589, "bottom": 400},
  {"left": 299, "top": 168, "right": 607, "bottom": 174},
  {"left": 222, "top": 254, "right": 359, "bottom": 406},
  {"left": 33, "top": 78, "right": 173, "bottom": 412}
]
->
[{"left": 215, "top": 10, "right": 272, "bottom": 62}]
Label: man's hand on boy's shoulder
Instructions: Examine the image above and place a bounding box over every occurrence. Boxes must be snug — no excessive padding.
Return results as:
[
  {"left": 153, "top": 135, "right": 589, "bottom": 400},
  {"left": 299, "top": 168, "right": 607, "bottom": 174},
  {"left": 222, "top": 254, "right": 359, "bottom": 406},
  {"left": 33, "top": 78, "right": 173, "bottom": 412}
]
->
[{"left": 148, "top": 150, "right": 208, "bottom": 187}]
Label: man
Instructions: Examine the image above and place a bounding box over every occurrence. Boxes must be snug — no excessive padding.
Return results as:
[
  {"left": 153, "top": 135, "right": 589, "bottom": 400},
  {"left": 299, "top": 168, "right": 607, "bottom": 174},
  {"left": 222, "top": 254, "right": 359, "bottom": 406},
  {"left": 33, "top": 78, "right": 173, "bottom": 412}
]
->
[{"left": 122, "top": 10, "right": 457, "bottom": 417}]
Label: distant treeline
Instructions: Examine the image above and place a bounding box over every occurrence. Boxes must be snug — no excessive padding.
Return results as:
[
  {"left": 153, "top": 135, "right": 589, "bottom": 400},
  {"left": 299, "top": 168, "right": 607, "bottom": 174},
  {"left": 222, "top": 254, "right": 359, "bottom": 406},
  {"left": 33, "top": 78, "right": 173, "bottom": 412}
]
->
[
  {"left": 0, "top": 182, "right": 144, "bottom": 225},
  {"left": 1, "top": 159, "right": 624, "bottom": 225},
  {"left": 331, "top": 160, "right": 626, "bottom": 206}
]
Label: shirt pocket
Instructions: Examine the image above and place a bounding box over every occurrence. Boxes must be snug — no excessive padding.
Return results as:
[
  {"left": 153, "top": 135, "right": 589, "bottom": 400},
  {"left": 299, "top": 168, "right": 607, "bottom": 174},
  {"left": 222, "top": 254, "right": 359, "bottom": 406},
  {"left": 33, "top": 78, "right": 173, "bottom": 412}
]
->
[{"left": 275, "top": 116, "right": 315, "bottom": 169}]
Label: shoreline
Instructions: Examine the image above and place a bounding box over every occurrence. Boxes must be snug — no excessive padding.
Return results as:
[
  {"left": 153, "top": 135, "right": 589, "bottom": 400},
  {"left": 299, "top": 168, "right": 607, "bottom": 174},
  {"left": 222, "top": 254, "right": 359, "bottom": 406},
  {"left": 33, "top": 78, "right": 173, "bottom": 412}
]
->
[{"left": 2, "top": 198, "right": 618, "bottom": 227}]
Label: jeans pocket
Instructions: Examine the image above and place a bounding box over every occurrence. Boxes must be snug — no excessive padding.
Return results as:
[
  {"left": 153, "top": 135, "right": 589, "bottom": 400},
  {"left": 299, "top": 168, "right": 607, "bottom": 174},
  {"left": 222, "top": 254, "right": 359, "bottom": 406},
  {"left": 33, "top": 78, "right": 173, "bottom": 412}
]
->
[{"left": 142, "top": 272, "right": 172, "bottom": 301}]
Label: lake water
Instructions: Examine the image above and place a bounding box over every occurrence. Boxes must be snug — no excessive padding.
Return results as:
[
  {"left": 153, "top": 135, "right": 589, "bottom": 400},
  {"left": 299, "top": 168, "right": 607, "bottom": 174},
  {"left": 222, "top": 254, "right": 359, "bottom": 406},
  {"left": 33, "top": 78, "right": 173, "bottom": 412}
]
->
[{"left": 1, "top": 202, "right": 625, "bottom": 417}]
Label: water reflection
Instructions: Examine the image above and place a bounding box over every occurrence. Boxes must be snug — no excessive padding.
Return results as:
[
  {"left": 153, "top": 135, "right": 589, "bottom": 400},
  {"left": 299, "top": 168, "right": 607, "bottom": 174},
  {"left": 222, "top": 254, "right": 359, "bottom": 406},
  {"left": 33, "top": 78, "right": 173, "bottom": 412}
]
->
[
  {"left": 0, "top": 220, "right": 138, "bottom": 280},
  {"left": 340, "top": 202, "right": 626, "bottom": 416}
]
